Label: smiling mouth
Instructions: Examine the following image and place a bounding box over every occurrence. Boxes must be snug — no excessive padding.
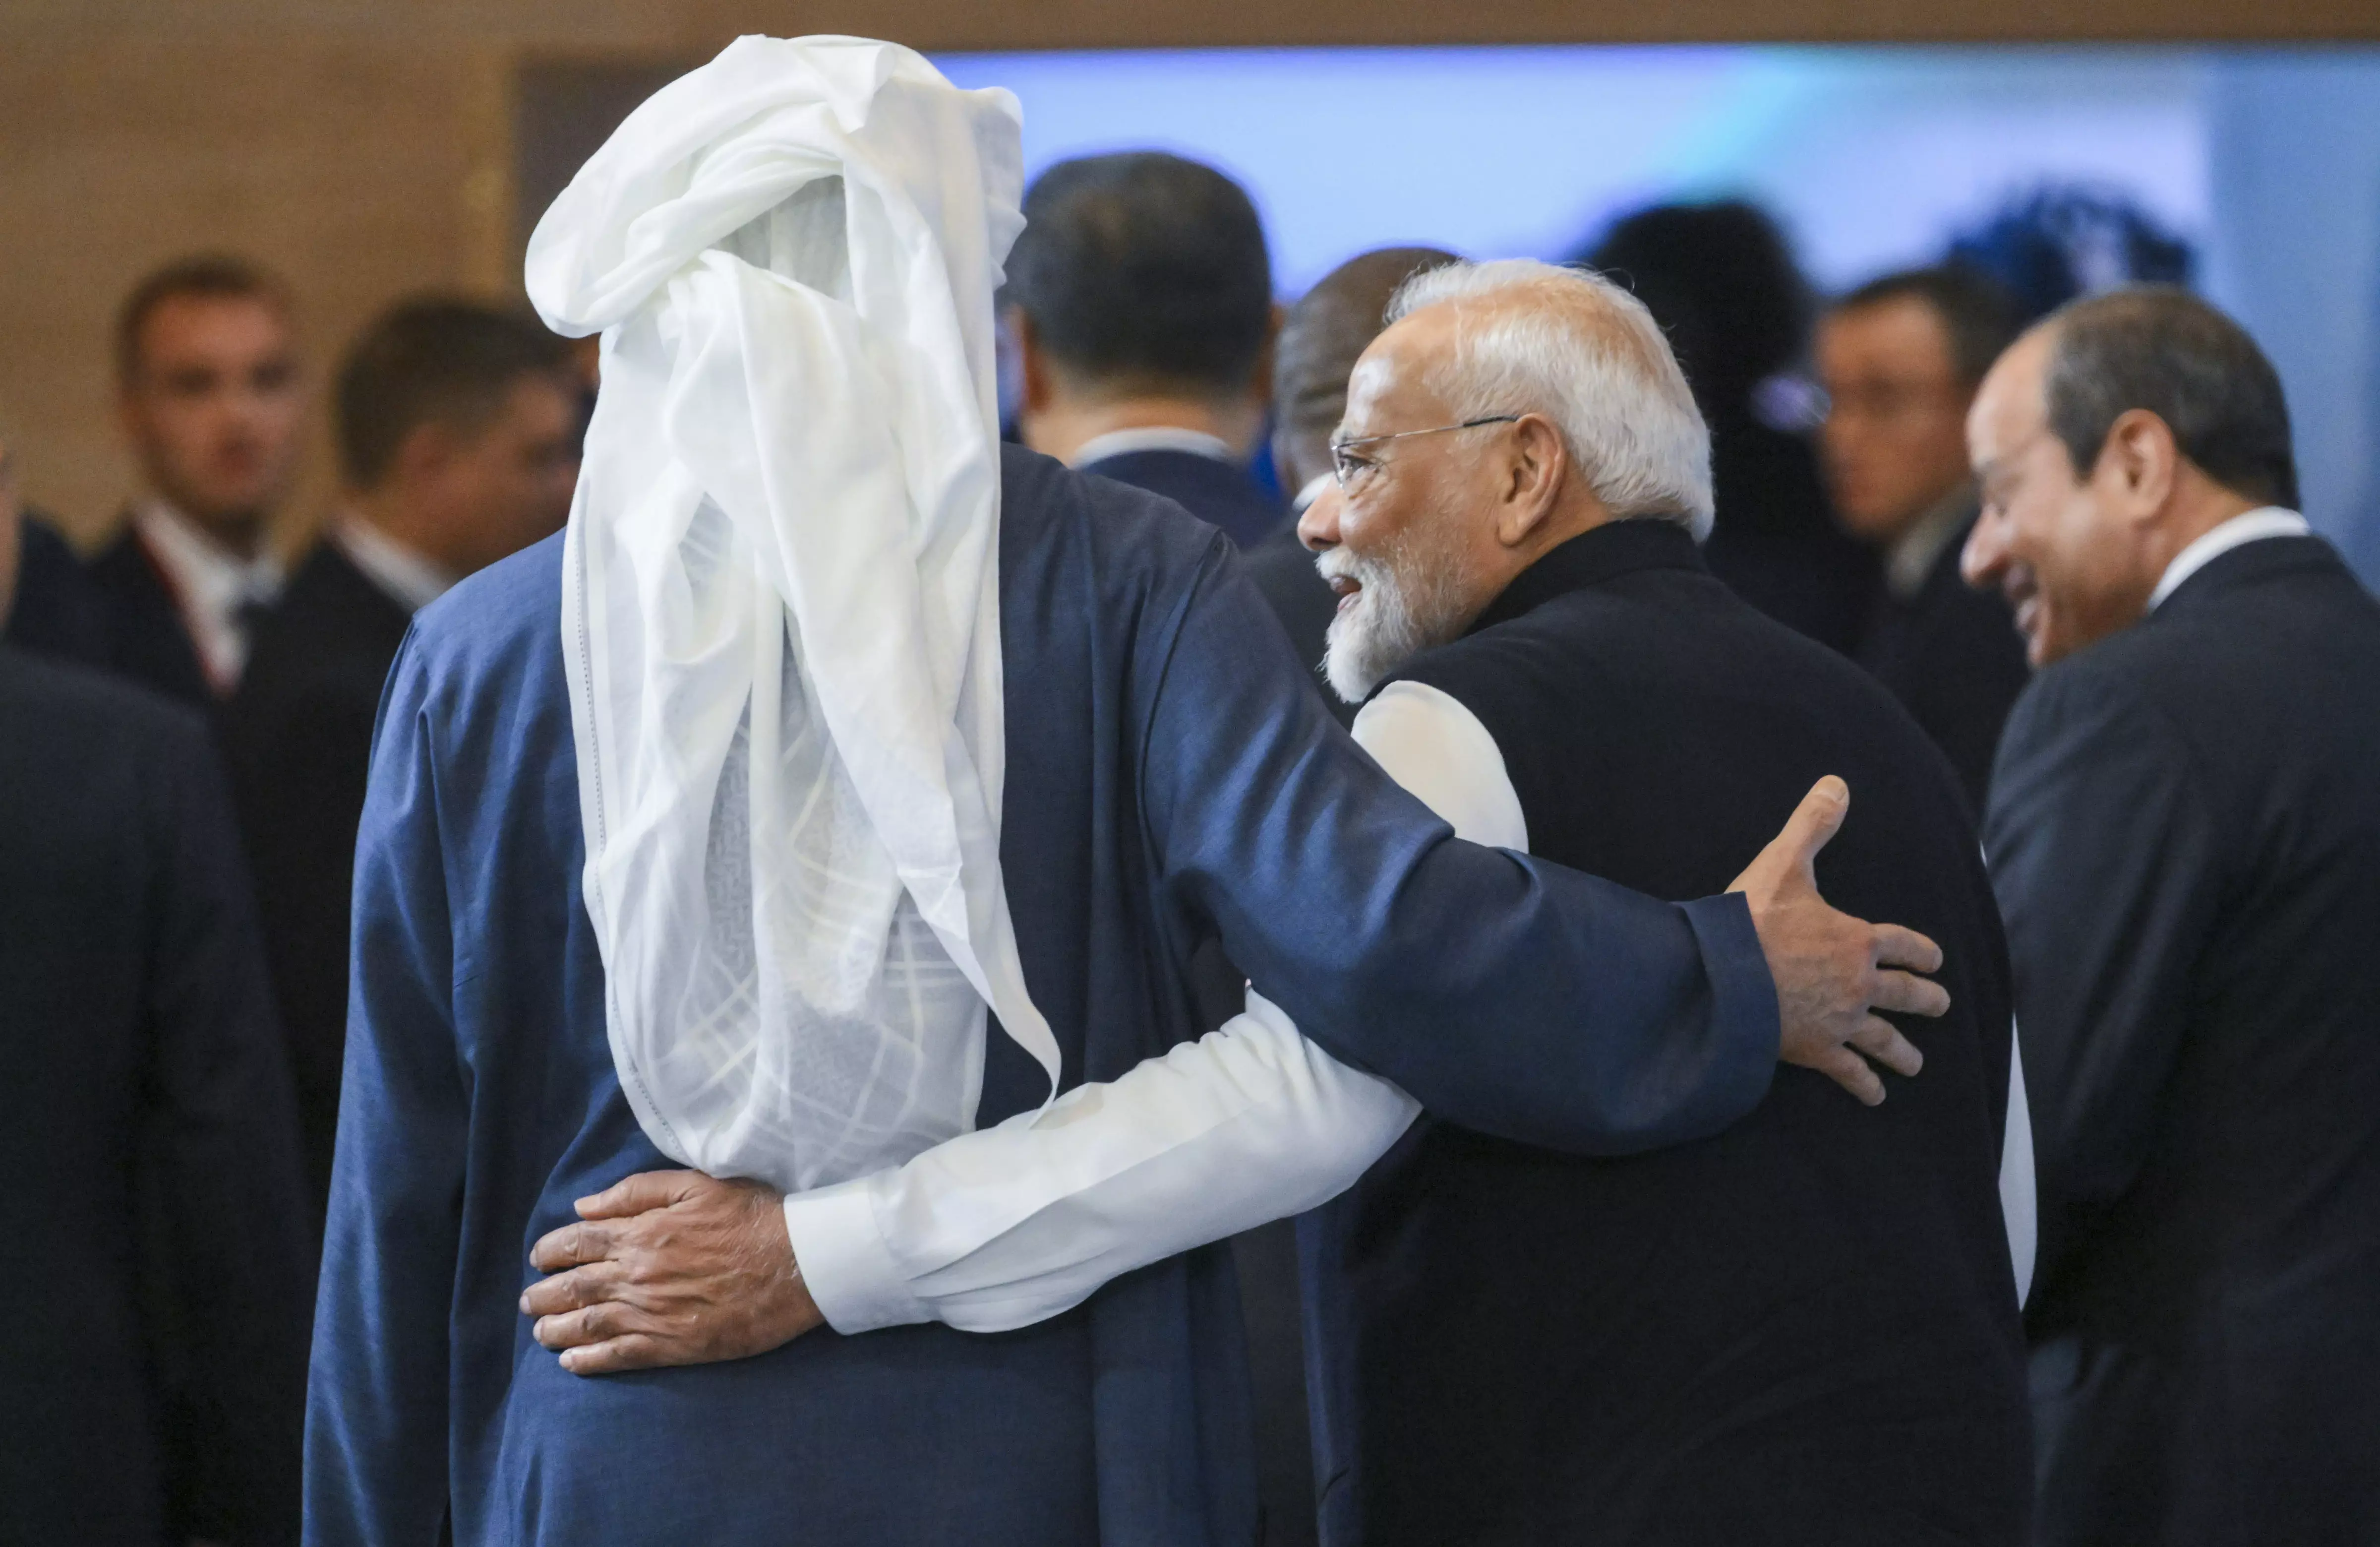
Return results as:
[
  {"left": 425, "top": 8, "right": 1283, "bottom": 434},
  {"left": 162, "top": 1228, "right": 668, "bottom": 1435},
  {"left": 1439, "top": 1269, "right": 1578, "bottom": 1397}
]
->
[{"left": 1327, "top": 574, "right": 1363, "bottom": 613}]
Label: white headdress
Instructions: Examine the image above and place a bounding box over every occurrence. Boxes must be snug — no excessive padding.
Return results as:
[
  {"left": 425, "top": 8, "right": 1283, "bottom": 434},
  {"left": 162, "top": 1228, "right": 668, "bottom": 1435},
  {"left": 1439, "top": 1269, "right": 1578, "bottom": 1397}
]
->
[{"left": 525, "top": 35, "right": 1057, "bottom": 1193}]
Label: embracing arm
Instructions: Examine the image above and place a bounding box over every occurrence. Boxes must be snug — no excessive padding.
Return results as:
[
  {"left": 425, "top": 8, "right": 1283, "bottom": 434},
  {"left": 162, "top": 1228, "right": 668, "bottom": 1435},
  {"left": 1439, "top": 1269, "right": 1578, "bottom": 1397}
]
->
[{"left": 302, "top": 633, "right": 470, "bottom": 1547}]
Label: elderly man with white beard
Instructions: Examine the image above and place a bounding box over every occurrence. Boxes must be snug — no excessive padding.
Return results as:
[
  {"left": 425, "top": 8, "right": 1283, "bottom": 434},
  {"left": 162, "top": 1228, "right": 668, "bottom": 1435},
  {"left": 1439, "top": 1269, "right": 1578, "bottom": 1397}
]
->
[{"left": 514, "top": 254, "right": 2021, "bottom": 1545}]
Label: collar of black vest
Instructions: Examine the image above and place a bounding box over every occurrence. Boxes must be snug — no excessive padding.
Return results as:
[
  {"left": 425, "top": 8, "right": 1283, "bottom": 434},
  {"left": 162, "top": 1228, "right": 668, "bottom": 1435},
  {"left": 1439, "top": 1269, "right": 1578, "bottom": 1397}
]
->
[{"left": 1467, "top": 517, "right": 1706, "bottom": 636}]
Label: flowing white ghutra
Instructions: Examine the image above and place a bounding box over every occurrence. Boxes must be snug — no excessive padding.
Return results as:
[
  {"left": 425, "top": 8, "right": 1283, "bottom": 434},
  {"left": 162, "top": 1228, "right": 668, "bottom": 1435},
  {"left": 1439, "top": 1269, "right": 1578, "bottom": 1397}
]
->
[{"left": 524, "top": 36, "right": 1059, "bottom": 1194}]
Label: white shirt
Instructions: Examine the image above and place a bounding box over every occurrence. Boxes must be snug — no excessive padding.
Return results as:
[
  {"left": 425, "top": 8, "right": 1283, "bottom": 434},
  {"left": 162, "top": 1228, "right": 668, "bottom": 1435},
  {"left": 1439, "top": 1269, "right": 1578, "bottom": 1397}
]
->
[
  {"left": 784, "top": 681, "right": 2038, "bottom": 1331},
  {"left": 1883, "top": 489, "right": 1974, "bottom": 603},
  {"left": 132, "top": 500, "right": 282, "bottom": 694},
  {"left": 2147, "top": 506, "right": 2311, "bottom": 611},
  {"left": 1067, "top": 425, "right": 1234, "bottom": 469},
  {"left": 333, "top": 516, "right": 456, "bottom": 615}
]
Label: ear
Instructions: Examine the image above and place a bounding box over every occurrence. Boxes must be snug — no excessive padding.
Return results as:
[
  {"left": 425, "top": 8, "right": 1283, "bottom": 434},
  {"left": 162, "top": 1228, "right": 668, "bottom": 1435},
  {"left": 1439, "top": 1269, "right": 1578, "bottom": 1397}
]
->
[
  {"left": 2097, "top": 408, "right": 2180, "bottom": 525},
  {"left": 1009, "top": 307, "right": 1056, "bottom": 416},
  {"left": 1493, "top": 413, "right": 1567, "bottom": 548}
]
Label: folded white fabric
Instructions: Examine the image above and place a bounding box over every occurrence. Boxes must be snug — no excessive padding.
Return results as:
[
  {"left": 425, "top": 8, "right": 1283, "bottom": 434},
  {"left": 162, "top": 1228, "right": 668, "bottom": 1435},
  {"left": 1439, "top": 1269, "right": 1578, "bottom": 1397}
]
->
[{"left": 525, "top": 35, "right": 1058, "bottom": 1193}]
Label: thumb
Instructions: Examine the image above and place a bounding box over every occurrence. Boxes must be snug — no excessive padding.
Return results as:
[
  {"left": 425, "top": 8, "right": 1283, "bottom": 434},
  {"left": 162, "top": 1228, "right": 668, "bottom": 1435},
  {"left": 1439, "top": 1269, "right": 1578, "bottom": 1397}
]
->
[
  {"left": 1766, "top": 776, "right": 1850, "bottom": 892},
  {"left": 576, "top": 1168, "right": 701, "bottom": 1220}
]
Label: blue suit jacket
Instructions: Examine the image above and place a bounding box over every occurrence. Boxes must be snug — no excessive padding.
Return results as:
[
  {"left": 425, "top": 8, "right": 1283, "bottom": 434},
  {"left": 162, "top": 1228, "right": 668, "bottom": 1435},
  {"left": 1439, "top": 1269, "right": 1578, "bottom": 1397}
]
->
[{"left": 304, "top": 447, "right": 1777, "bottom": 1547}]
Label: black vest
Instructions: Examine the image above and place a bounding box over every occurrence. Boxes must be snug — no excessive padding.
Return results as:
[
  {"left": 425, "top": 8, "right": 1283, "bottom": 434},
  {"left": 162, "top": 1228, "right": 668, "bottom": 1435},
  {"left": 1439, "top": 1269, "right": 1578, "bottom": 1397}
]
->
[{"left": 1300, "top": 519, "right": 2029, "bottom": 1547}]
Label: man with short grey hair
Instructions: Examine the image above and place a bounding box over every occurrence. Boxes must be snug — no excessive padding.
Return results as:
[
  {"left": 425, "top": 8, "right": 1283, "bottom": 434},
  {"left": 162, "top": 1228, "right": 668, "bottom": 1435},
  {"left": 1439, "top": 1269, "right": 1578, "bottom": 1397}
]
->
[{"left": 1966, "top": 286, "right": 2380, "bottom": 1547}]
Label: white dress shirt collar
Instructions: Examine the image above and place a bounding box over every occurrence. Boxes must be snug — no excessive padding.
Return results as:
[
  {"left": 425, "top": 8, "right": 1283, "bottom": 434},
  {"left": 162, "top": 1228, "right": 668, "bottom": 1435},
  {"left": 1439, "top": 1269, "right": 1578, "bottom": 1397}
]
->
[
  {"left": 1067, "top": 425, "right": 1233, "bottom": 469},
  {"left": 1883, "top": 488, "right": 1974, "bottom": 603},
  {"left": 2148, "top": 506, "right": 2312, "bottom": 612},
  {"left": 133, "top": 499, "right": 283, "bottom": 693},
  {"left": 334, "top": 516, "right": 457, "bottom": 614}
]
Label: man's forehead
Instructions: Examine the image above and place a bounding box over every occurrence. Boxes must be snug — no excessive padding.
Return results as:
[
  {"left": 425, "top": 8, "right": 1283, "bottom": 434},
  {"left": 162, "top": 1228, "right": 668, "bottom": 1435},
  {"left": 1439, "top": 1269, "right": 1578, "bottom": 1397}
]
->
[
  {"left": 1344, "top": 308, "right": 1455, "bottom": 424},
  {"left": 1970, "top": 328, "right": 2052, "bottom": 450}
]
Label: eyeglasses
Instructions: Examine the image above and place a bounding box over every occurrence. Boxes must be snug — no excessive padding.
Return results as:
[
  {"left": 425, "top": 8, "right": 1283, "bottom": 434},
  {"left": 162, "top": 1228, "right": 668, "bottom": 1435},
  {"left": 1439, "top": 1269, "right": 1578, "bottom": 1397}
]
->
[{"left": 1329, "top": 415, "right": 1520, "bottom": 490}]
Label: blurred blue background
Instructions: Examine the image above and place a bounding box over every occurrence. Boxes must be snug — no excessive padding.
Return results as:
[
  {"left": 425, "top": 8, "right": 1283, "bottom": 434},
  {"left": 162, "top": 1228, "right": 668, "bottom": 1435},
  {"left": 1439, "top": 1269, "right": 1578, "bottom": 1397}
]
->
[{"left": 936, "top": 45, "right": 2380, "bottom": 581}]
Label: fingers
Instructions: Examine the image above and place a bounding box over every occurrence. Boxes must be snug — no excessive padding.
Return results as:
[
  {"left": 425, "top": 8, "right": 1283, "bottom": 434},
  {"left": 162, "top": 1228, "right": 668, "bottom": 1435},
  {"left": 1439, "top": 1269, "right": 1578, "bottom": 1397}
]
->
[
  {"left": 528, "top": 1219, "right": 617, "bottom": 1274},
  {"left": 575, "top": 1169, "right": 701, "bottom": 1220},
  {"left": 532, "top": 1299, "right": 632, "bottom": 1353},
  {"left": 519, "top": 1264, "right": 619, "bottom": 1319},
  {"left": 1776, "top": 776, "right": 1850, "bottom": 885},
  {"left": 1811, "top": 1045, "right": 1886, "bottom": 1107},
  {"left": 1847, "top": 1015, "right": 1924, "bottom": 1079},
  {"left": 561, "top": 1334, "right": 667, "bottom": 1377},
  {"left": 1870, "top": 923, "right": 1944, "bottom": 976},
  {"left": 1870, "top": 968, "right": 1951, "bottom": 1020}
]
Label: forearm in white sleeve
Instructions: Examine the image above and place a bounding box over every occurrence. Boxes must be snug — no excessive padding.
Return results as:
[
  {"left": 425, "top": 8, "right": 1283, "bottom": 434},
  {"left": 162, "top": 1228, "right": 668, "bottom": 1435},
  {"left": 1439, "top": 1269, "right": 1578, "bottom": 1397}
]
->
[
  {"left": 786, "top": 991, "right": 1419, "bottom": 1333},
  {"left": 783, "top": 673, "right": 1525, "bottom": 1337}
]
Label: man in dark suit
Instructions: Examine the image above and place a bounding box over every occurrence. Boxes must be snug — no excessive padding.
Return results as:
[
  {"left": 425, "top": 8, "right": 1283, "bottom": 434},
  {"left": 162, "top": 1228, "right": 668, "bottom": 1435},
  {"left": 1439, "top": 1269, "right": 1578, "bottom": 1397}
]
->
[
  {"left": 1817, "top": 266, "right": 2031, "bottom": 811},
  {"left": 1001, "top": 152, "right": 1286, "bottom": 551},
  {"left": 86, "top": 254, "right": 307, "bottom": 707},
  {"left": 0, "top": 563, "right": 312, "bottom": 1543},
  {"left": 1288, "top": 258, "right": 2029, "bottom": 1546},
  {"left": 225, "top": 297, "right": 580, "bottom": 1227},
  {"left": 1246, "top": 246, "right": 1459, "bottom": 724},
  {"left": 1965, "top": 287, "right": 2380, "bottom": 1546}
]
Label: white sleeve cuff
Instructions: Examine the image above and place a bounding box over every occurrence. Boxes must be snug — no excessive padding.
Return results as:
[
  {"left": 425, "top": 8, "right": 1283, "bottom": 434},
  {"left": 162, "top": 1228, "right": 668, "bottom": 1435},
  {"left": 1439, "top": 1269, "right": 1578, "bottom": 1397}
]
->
[{"left": 781, "top": 1177, "right": 933, "bottom": 1334}]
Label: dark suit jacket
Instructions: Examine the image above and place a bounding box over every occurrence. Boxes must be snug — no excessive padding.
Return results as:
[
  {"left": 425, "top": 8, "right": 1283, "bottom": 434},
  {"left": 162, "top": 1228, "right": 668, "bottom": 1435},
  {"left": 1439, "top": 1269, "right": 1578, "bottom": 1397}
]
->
[
  {"left": 88, "top": 522, "right": 217, "bottom": 706},
  {"left": 0, "top": 648, "right": 311, "bottom": 1547},
  {"left": 1077, "top": 446, "right": 1312, "bottom": 1541},
  {"left": 1304, "top": 519, "right": 2028, "bottom": 1547},
  {"left": 4, "top": 513, "right": 110, "bottom": 666},
  {"left": 1985, "top": 534, "right": 2380, "bottom": 1547},
  {"left": 1080, "top": 446, "right": 1287, "bottom": 551},
  {"left": 1859, "top": 509, "right": 2032, "bottom": 813},
  {"left": 223, "top": 540, "right": 416, "bottom": 1229}
]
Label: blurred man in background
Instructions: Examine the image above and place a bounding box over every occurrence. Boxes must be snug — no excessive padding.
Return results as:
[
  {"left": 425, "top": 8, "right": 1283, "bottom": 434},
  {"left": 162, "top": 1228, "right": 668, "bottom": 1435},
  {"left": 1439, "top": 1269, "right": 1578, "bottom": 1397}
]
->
[
  {"left": 1, "top": 470, "right": 311, "bottom": 1545},
  {"left": 1246, "top": 245, "right": 1459, "bottom": 721},
  {"left": 1002, "top": 151, "right": 1286, "bottom": 549},
  {"left": 1966, "top": 287, "right": 2380, "bottom": 1546},
  {"left": 89, "top": 255, "right": 306, "bottom": 705},
  {"left": 225, "top": 296, "right": 579, "bottom": 1229},
  {"left": 1817, "top": 267, "right": 2031, "bottom": 810},
  {"left": 1587, "top": 201, "right": 1881, "bottom": 656}
]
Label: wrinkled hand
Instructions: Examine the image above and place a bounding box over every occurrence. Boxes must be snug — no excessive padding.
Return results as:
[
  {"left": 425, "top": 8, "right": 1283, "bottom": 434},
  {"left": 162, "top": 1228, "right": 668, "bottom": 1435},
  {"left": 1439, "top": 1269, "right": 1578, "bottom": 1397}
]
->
[
  {"left": 522, "top": 1170, "right": 823, "bottom": 1375},
  {"left": 1729, "top": 776, "right": 1947, "bottom": 1106}
]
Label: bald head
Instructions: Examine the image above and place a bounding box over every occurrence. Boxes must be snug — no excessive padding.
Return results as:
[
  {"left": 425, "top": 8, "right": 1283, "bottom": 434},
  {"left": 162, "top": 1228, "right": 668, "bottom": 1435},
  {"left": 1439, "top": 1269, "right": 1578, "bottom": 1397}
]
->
[{"left": 1271, "top": 247, "right": 1459, "bottom": 496}]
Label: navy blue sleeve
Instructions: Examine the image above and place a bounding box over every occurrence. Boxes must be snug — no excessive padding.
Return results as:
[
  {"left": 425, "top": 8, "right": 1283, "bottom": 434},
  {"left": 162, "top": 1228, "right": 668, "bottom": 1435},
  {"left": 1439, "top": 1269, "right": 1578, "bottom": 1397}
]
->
[
  {"left": 1136, "top": 540, "right": 1779, "bottom": 1156},
  {"left": 303, "top": 628, "right": 468, "bottom": 1547}
]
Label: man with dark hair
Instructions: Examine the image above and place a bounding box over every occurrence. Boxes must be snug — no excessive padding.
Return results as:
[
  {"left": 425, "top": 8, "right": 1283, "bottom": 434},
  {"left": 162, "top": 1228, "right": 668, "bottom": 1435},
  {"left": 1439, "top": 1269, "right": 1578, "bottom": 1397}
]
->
[
  {"left": 1245, "top": 246, "right": 1459, "bottom": 720},
  {"left": 1817, "top": 266, "right": 2030, "bottom": 808},
  {"left": 1965, "top": 286, "right": 2380, "bottom": 1545},
  {"left": 1586, "top": 201, "right": 1881, "bottom": 656},
  {"left": 226, "top": 295, "right": 580, "bottom": 1224},
  {"left": 2, "top": 486, "right": 312, "bottom": 1546},
  {"left": 89, "top": 253, "right": 304, "bottom": 704},
  {"left": 1002, "top": 151, "right": 1286, "bottom": 549}
]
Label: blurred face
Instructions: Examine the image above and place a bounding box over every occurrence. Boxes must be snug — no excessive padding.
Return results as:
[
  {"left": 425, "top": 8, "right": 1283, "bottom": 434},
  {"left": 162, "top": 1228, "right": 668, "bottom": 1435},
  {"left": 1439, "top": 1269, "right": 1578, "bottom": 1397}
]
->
[
  {"left": 1961, "top": 329, "right": 2156, "bottom": 667},
  {"left": 1816, "top": 295, "right": 1975, "bottom": 543},
  {"left": 119, "top": 295, "right": 304, "bottom": 548},
  {"left": 1296, "top": 309, "right": 1508, "bottom": 702},
  {"left": 410, "top": 375, "right": 581, "bottom": 577}
]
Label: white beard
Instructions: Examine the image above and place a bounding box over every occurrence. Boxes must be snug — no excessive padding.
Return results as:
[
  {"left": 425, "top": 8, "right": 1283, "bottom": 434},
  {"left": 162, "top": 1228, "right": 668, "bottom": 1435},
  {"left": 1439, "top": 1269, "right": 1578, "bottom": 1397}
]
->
[{"left": 1318, "top": 535, "right": 1475, "bottom": 703}]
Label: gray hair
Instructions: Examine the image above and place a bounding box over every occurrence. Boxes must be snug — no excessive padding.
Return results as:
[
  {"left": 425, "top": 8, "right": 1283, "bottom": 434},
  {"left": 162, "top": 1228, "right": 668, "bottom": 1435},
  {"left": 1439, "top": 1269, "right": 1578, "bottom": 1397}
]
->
[{"left": 1387, "top": 258, "right": 1715, "bottom": 541}]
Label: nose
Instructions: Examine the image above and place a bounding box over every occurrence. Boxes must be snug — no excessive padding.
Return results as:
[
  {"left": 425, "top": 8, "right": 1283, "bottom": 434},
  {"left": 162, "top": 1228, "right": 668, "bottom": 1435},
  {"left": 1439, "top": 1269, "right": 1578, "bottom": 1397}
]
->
[
  {"left": 1298, "top": 483, "right": 1344, "bottom": 554},
  {"left": 1961, "top": 505, "right": 2008, "bottom": 592}
]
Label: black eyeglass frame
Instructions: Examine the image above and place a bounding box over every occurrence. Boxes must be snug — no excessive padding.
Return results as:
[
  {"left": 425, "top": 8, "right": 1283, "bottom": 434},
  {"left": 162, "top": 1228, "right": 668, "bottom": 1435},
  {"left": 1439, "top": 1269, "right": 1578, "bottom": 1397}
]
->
[{"left": 1328, "top": 414, "right": 1522, "bottom": 490}]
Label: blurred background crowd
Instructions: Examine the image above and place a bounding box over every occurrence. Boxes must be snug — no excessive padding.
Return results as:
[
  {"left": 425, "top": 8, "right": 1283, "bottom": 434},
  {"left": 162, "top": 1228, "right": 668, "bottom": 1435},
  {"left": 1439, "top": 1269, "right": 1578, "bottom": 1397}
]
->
[{"left": 4, "top": 5, "right": 2379, "bottom": 1546}]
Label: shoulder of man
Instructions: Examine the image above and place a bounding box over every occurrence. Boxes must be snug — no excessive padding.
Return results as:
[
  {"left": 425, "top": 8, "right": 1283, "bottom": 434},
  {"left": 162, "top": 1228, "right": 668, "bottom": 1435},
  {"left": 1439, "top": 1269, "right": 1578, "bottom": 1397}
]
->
[{"left": 998, "top": 442, "right": 1238, "bottom": 608}]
